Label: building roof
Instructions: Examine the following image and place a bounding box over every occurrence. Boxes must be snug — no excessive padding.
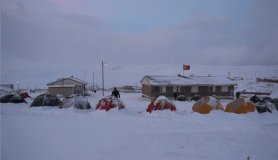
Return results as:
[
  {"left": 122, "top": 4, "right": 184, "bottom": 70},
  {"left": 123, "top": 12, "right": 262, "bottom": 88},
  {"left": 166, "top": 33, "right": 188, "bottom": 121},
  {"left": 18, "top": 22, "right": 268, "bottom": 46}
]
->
[
  {"left": 257, "top": 77, "right": 277, "bottom": 80},
  {"left": 243, "top": 89, "right": 273, "bottom": 94},
  {"left": 47, "top": 77, "right": 87, "bottom": 86},
  {"left": 140, "top": 75, "right": 237, "bottom": 86},
  {"left": 48, "top": 85, "right": 75, "bottom": 88}
]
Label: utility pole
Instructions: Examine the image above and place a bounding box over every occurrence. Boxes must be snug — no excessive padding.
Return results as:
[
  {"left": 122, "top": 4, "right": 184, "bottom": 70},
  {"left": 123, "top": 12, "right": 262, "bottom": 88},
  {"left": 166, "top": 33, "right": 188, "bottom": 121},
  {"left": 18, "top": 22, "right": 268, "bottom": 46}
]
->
[
  {"left": 17, "top": 80, "right": 19, "bottom": 92},
  {"left": 84, "top": 71, "right": 86, "bottom": 81},
  {"left": 102, "top": 61, "right": 107, "bottom": 96}
]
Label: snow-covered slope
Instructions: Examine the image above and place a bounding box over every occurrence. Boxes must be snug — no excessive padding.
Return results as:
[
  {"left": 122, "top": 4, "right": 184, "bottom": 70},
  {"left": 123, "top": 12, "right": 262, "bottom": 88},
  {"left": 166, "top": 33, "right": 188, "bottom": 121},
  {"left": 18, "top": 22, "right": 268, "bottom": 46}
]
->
[{"left": 1, "top": 52, "right": 278, "bottom": 90}]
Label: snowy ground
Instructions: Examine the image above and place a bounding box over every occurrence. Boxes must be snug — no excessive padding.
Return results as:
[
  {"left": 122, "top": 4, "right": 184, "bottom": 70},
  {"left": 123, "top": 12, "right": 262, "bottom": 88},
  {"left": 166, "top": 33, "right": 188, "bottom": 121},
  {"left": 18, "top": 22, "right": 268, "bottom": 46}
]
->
[{"left": 1, "top": 91, "right": 278, "bottom": 160}]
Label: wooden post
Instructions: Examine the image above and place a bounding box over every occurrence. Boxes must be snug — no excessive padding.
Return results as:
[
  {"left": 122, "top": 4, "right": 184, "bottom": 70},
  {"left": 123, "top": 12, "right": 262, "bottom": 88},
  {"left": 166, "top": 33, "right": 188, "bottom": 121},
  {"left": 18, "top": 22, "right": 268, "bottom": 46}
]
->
[{"left": 93, "top": 73, "right": 94, "bottom": 90}]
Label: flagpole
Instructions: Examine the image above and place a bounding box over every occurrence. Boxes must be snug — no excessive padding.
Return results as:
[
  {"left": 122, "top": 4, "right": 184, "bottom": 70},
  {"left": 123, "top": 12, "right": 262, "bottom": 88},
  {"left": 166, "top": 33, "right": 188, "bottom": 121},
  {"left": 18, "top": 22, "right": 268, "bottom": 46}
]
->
[{"left": 183, "top": 65, "right": 184, "bottom": 76}]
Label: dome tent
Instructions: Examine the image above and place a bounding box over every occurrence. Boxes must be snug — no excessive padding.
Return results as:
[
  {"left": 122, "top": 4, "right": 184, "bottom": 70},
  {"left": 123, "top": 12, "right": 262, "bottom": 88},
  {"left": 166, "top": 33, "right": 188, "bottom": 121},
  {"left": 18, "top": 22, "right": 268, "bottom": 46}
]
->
[
  {"left": 56, "top": 94, "right": 65, "bottom": 101},
  {"left": 59, "top": 94, "right": 91, "bottom": 110},
  {"left": 212, "top": 95, "right": 220, "bottom": 101},
  {"left": 95, "top": 96, "right": 125, "bottom": 111},
  {"left": 146, "top": 96, "right": 176, "bottom": 113},
  {"left": 262, "top": 98, "right": 278, "bottom": 111},
  {"left": 0, "top": 93, "right": 27, "bottom": 103},
  {"left": 0, "top": 90, "right": 8, "bottom": 98},
  {"left": 20, "top": 92, "right": 32, "bottom": 99},
  {"left": 30, "top": 93, "right": 62, "bottom": 107},
  {"left": 192, "top": 96, "right": 224, "bottom": 114},
  {"left": 255, "top": 101, "right": 275, "bottom": 113},
  {"left": 177, "top": 95, "right": 186, "bottom": 101},
  {"left": 262, "top": 97, "right": 272, "bottom": 102},
  {"left": 191, "top": 95, "right": 201, "bottom": 101},
  {"left": 249, "top": 95, "right": 261, "bottom": 103},
  {"left": 224, "top": 98, "right": 255, "bottom": 114}
]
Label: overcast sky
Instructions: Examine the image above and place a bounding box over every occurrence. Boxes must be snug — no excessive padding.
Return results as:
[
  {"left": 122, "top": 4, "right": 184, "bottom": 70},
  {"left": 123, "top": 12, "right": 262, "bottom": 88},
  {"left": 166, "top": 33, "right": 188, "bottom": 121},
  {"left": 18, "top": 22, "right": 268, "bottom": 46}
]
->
[{"left": 1, "top": 0, "right": 278, "bottom": 66}]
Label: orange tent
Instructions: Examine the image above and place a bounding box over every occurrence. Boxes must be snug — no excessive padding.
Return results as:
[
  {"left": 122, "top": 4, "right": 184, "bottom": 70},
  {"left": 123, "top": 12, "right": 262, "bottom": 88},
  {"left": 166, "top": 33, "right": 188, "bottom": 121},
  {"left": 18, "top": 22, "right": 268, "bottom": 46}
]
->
[
  {"left": 95, "top": 96, "right": 125, "bottom": 111},
  {"left": 192, "top": 96, "right": 224, "bottom": 114},
  {"left": 225, "top": 98, "right": 255, "bottom": 114},
  {"left": 147, "top": 96, "right": 176, "bottom": 113}
]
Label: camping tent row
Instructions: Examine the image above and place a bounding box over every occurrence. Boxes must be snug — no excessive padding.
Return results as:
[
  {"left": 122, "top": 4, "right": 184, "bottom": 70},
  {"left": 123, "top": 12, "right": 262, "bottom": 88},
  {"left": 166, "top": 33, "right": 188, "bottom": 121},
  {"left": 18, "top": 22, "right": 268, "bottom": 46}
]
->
[
  {"left": 0, "top": 92, "right": 125, "bottom": 111},
  {"left": 29, "top": 93, "right": 125, "bottom": 111},
  {"left": 1, "top": 92, "right": 277, "bottom": 114}
]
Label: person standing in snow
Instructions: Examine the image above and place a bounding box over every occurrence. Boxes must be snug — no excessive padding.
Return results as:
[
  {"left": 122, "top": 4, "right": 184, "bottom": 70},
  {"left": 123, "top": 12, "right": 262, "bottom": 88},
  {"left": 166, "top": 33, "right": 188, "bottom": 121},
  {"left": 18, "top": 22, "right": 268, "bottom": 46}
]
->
[
  {"left": 111, "top": 88, "right": 120, "bottom": 98},
  {"left": 174, "top": 92, "right": 177, "bottom": 100}
]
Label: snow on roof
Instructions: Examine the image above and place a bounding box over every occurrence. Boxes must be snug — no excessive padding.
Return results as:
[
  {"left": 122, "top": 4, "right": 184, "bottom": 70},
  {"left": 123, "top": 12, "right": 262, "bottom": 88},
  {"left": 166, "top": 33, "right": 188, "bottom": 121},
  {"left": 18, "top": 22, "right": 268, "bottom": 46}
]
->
[
  {"left": 48, "top": 77, "right": 87, "bottom": 85},
  {"left": 48, "top": 85, "right": 75, "bottom": 88},
  {"left": 141, "top": 75, "right": 237, "bottom": 86},
  {"left": 257, "top": 77, "right": 277, "bottom": 80}
]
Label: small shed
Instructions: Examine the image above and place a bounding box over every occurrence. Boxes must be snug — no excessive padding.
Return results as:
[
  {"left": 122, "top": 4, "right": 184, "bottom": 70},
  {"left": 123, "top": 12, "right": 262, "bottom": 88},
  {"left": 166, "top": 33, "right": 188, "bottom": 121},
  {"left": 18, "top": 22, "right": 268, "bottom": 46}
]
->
[
  {"left": 0, "top": 84, "right": 14, "bottom": 90},
  {"left": 47, "top": 76, "right": 87, "bottom": 97}
]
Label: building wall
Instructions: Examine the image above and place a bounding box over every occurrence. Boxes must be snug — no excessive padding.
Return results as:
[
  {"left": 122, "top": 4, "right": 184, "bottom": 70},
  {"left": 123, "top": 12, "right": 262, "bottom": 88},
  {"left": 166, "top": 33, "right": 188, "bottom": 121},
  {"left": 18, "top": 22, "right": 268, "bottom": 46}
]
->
[
  {"left": 48, "top": 87, "right": 74, "bottom": 97},
  {"left": 74, "top": 85, "right": 84, "bottom": 95},
  {"left": 149, "top": 86, "right": 175, "bottom": 98},
  {"left": 142, "top": 84, "right": 152, "bottom": 97},
  {"left": 143, "top": 85, "right": 235, "bottom": 99},
  {"left": 0, "top": 84, "right": 13, "bottom": 89}
]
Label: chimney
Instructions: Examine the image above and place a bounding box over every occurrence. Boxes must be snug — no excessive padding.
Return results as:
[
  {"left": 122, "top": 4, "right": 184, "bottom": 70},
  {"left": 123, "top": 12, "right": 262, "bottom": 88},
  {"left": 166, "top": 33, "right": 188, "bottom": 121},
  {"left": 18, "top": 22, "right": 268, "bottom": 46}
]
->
[{"left": 71, "top": 76, "right": 73, "bottom": 78}]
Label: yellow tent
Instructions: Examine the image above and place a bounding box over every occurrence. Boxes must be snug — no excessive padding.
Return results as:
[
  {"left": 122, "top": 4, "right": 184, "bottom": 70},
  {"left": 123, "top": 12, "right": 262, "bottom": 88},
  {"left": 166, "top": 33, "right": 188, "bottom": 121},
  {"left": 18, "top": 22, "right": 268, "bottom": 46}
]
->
[
  {"left": 192, "top": 96, "right": 224, "bottom": 114},
  {"left": 224, "top": 98, "right": 255, "bottom": 114}
]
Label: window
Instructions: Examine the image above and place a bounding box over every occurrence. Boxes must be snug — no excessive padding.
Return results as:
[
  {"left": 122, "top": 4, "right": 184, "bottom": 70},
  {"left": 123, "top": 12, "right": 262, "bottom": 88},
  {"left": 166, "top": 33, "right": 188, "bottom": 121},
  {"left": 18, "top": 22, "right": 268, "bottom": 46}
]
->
[
  {"left": 221, "top": 86, "right": 228, "bottom": 92},
  {"left": 155, "top": 87, "right": 160, "bottom": 92},
  {"left": 208, "top": 86, "right": 215, "bottom": 92},
  {"left": 161, "top": 86, "right": 166, "bottom": 93},
  {"left": 155, "top": 86, "right": 166, "bottom": 93},
  {"left": 191, "top": 86, "right": 198, "bottom": 92},
  {"left": 173, "top": 86, "right": 181, "bottom": 92}
]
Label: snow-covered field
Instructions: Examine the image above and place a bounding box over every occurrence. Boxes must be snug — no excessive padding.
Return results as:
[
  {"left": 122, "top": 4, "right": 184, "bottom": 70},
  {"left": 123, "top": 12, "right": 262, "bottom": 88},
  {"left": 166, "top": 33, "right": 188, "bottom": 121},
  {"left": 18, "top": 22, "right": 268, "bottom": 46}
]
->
[
  {"left": 1, "top": 91, "right": 278, "bottom": 160},
  {"left": 1, "top": 62, "right": 278, "bottom": 159}
]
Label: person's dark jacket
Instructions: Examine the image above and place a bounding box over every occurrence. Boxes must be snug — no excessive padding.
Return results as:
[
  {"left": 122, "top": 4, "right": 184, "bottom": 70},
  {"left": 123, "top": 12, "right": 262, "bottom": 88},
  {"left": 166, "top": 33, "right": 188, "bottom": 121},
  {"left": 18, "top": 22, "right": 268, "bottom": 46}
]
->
[
  {"left": 174, "top": 92, "right": 177, "bottom": 100},
  {"left": 111, "top": 90, "right": 120, "bottom": 98}
]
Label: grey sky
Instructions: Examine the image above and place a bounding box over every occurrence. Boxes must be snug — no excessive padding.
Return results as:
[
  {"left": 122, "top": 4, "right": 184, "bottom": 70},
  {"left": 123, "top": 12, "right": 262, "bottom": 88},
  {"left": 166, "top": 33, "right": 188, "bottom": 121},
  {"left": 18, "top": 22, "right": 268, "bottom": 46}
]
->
[{"left": 1, "top": 0, "right": 278, "bottom": 66}]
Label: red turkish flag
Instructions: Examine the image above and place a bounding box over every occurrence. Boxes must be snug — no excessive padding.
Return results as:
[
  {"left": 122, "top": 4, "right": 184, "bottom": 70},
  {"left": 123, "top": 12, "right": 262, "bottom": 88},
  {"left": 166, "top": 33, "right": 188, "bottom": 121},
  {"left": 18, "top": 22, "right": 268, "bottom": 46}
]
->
[{"left": 183, "top": 65, "right": 190, "bottom": 70}]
